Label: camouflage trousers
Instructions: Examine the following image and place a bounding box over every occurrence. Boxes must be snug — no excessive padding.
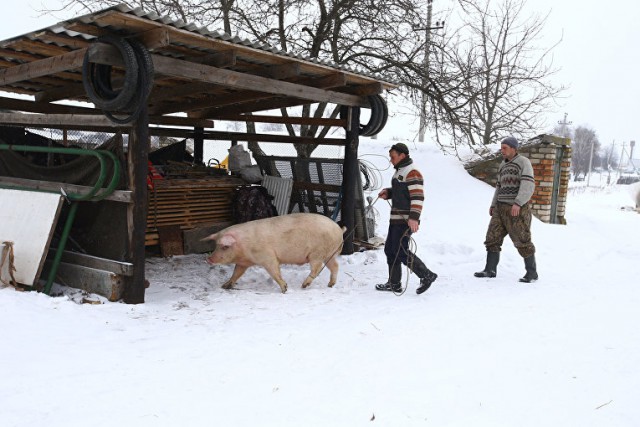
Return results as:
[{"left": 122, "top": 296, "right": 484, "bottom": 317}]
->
[{"left": 484, "top": 202, "right": 536, "bottom": 258}]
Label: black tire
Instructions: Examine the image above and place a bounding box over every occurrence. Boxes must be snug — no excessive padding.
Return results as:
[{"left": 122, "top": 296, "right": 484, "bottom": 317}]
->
[
  {"left": 113, "top": 38, "right": 155, "bottom": 123},
  {"left": 367, "top": 95, "right": 388, "bottom": 136},
  {"left": 82, "top": 36, "right": 139, "bottom": 112},
  {"left": 359, "top": 95, "right": 381, "bottom": 136}
]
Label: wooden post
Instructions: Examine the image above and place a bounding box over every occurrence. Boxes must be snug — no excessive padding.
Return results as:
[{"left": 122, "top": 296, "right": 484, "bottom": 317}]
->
[
  {"left": 194, "top": 126, "right": 204, "bottom": 165},
  {"left": 123, "top": 106, "right": 150, "bottom": 304},
  {"left": 341, "top": 106, "right": 360, "bottom": 255}
]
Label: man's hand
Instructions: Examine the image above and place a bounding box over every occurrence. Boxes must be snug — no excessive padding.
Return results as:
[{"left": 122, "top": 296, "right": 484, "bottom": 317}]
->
[
  {"left": 511, "top": 204, "right": 521, "bottom": 217},
  {"left": 378, "top": 189, "right": 389, "bottom": 200},
  {"left": 408, "top": 218, "right": 419, "bottom": 233}
]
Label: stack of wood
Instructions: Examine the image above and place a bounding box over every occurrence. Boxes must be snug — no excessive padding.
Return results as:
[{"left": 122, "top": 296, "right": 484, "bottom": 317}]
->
[{"left": 145, "top": 177, "right": 243, "bottom": 247}]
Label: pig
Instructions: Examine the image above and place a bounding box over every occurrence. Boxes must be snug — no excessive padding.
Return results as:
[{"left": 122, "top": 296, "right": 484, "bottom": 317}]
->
[{"left": 204, "top": 213, "right": 346, "bottom": 293}]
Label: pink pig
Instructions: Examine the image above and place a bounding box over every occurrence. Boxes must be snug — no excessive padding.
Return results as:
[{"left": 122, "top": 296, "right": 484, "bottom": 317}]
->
[{"left": 204, "top": 213, "right": 346, "bottom": 293}]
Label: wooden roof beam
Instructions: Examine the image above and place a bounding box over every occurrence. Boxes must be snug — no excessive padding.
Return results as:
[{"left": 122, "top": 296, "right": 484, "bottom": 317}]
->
[
  {"left": 185, "top": 49, "right": 237, "bottom": 68},
  {"left": 0, "top": 111, "right": 213, "bottom": 129},
  {"left": 150, "top": 54, "right": 366, "bottom": 107},
  {"left": 0, "top": 48, "right": 86, "bottom": 86},
  {"left": 187, "top": 71, "right": 349, "bottom": 119}
]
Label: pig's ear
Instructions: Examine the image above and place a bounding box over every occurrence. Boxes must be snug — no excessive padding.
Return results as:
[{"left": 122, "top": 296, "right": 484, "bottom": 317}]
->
[
  {"left": 218, "top": 234, "right": 236, "bottom": 248},
  {"left": 200, "top": 232, "right": 218, "bottom": 242}
]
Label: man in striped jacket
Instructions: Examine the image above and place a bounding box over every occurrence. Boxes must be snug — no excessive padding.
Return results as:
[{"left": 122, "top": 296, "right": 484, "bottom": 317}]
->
[
  {"left": 474, "top": 136, "right": 538, "bottom": 282},
  {"left": 375, "top": 143, "right": 438, "bottom": 294}
]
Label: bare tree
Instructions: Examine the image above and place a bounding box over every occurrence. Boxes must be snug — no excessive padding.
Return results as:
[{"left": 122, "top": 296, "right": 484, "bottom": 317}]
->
[
  {"left": 425, "top": 0, "right": 565, "bottom": 153},
  {"left": 571, "top": 126, "right": 600, "bottom": 181}
]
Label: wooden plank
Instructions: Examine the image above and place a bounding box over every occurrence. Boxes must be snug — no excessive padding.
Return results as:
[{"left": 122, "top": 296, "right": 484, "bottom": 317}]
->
[
  {"left": 42, "top": 260, "right": 124, "bottom": 301},
  {"left": 0, "top": 48, "right": 44, "bottom": 62},
  {"left": 0, "top": 96, "right": 95, "bottom": 115},
  {"left": 136, "top": 27, "right": 171, "bottom": 51},
  {"left": 6, "top": 39, "right": 73, "bottom": 57},
  {"left": 214, "top": 114, "right": 346, "bottom": 127},
  {"left": 267, "top": 62, "right": 300, "bottom": 80},
  {"left": 185, "top": 50, "right": 237, "bottom": 68},
  {"left": 47, "top": 249, "right": 134, "bottom": 276},
  {"left": 146, "top": 128, "right": 346, "bottom": 145},
  {"left": 0, "top": 111, "right": 213, "bottom": 129},
  {"left": 0, "top": 177, "right": 132, "bottom": 203},
  {"left": 34, "top": 82, "right": 87, "bottom": 103},
  {"left": 123, "top": 106, "right": 149, "bottom": 304},
  {"left": 151, "top": 89, "right": 268, "bottom": 116},
  {"left": 0, "top": 112, "right": 129, "bottom": 128},
  {"left": 34, "top": 31, "right": 92, "bottom": 50},
  {"left": 151, "top": 54, "right": 368, "bottom": 107},
  {"left": 0, "top": 48, "right": 87, "bottom": 86}
]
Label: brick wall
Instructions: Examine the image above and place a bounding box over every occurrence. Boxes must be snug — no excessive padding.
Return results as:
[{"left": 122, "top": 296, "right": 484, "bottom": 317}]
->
[{"left": 465, "top": 134, "right": 572, "bottom": 224}]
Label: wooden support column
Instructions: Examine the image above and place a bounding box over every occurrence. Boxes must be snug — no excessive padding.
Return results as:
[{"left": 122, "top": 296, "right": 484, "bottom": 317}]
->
[
  {"left": 194, "top": 126, "right": 204, "bottom": 165},
  {"left": 123, "top": 106, "right": 150, "bottom": 304},
  {"left": 341, "top": 106, "right": 360, "bottom": 255}
]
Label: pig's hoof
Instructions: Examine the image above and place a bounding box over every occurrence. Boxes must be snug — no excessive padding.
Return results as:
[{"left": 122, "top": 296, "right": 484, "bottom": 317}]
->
[
  {"left": 221, "top": 282, "right": 234, "bottom": 289},
  {"left": 328, "top": 283, "right": 335, "bottom": 288}
]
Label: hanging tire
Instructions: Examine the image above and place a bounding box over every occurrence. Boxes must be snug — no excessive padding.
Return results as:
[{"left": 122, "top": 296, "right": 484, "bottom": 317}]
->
[
  {"left": 82, "top": 36, "right": 139, "bottom": 112},
  {"left": 359, "top": 95, "right": 381, "bottom": 136},
  {"left": 366, "top": 95, "right": 388, "bottom": 137},
  {"left": 106, "top": 38, "right": 155, "bottom": 124}
]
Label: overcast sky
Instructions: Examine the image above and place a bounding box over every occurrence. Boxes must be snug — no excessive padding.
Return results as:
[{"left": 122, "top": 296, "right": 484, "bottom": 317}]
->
[{"left": 2, "top": 1, "right": 639, "bottom": 153}]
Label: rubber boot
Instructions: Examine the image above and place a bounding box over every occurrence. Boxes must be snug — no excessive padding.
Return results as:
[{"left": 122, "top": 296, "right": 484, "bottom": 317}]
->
[
  {"left": 409, "top": 256, "right": 438, "bottom": 295},
  {"left": 519, "top": 255, "right": 538, "bottom": 283},
  {"left": 474, "top": 251, "right": 500, "bottom": 278},
  {"left": 376, "top": 262, "right": 402, "bottom": 292}
]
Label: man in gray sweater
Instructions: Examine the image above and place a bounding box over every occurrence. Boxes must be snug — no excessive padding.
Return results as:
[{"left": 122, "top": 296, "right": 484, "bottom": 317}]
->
[{"left": 474, "top": 136, "right": 538, "bottom": 282}]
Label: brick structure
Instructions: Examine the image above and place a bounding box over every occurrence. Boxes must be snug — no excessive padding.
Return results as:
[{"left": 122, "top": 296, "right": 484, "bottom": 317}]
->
[{"left": 465, "top": 134, "right": 572, "bottom": 224}]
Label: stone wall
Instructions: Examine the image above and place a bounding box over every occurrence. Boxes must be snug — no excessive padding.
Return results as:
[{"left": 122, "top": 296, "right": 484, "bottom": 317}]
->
[{"left": 465, "top": 134, "right": 572, "bottom": 224}]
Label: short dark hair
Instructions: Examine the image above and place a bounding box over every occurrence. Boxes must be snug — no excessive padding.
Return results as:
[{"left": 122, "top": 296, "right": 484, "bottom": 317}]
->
[{"left": 390, "top": 143, "right": 409, "bottom": 155}]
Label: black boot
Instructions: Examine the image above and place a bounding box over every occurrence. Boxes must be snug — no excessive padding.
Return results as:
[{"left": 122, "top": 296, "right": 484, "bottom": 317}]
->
[
  {"left": 474, "top": 251, "right": 500, "bottom": 278},
  {"left": 376, "top": 262, "right": 402, "bottom": 292},
  {"left": 519, "top": 255, "right": 538, "bottom": 283},
  {"left": 409, "top": 256, "right": 438, "bottom": 295}
]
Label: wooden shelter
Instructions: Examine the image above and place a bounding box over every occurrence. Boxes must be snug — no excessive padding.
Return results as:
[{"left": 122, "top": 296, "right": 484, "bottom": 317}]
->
[{"left": 0, "top": 4, "right": 396, "bottom": 303}]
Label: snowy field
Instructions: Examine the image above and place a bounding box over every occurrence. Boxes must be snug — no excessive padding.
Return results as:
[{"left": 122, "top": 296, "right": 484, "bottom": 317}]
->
[{"left": 2, "top": 139, "right": 639, "bottom": 426}]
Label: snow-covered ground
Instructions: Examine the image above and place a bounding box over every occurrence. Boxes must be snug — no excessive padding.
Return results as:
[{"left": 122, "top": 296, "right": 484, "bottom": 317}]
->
[{"left": 2, "top": 139, "right": 639, "bottom": 426}]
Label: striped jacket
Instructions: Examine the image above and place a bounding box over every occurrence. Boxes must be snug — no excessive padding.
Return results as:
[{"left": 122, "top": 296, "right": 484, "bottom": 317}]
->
[
  {"left": 385, "top": 157, "right": 424, "bottom": 224},
  {"left": 491, "top": 154, "right": 535, "bottom": 207}
]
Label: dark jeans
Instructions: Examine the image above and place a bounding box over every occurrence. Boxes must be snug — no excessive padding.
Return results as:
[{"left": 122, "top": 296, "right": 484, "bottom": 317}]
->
[{"left": 384, "top": 223, "right": 414, "bottom": 266}]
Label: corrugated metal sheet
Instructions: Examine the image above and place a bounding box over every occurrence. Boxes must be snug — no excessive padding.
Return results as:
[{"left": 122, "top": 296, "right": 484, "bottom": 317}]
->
[{"left": 262, "top": 175, "right": 293, "bottom": 216}]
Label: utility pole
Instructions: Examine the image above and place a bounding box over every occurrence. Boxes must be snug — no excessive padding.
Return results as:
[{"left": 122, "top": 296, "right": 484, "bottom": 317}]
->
[
  {"left": 557, "top": 112, "right": 572, "bottom": 138},
  {"left": 587, "top": 138, "right": 595, "bottom": 187},
  {"left": 414, "top": 0, "right": 444, "bottom": 143}
]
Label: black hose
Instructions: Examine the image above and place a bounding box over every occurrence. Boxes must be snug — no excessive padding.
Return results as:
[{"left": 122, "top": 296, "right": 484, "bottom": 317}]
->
[{"left": 82, "top": 36, "right": 154, "bottom": 124}]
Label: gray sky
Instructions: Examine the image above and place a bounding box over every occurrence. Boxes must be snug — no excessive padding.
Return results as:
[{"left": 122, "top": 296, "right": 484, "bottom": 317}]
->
[{"left": 2, "top": 1, "right": 639, "bottom": 152}]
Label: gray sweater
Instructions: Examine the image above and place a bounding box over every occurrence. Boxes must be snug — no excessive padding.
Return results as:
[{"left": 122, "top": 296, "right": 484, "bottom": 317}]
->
[{"left": 491, "top": 154, "right": 535, "bottom": 207}]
